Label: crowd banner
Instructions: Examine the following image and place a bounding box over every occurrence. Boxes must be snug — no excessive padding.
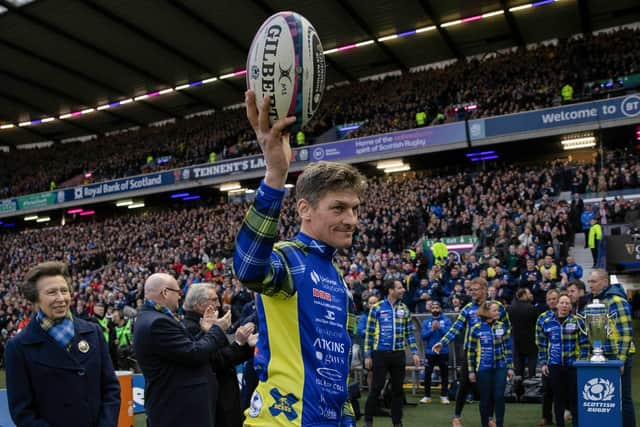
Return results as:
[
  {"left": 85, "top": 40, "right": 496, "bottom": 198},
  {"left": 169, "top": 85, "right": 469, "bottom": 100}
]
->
[
  {"left": 479, "top": 94, "right": 640, "bottom": 139},
  {"left": 307, "top": 122, "right": 466, "bottom": 162},
  {"left": 2, "top": 94, "right": 640, "bottom": 217}
]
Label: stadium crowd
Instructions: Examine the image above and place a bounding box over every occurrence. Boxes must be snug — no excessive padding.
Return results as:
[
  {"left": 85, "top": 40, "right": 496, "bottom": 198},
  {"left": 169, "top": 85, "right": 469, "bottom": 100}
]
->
[
  {"left": 2, "top": 149, "right": 640, "bottom": 368},
  {"left": 1, "top": 28, "right": 639, "bottom": 199}
]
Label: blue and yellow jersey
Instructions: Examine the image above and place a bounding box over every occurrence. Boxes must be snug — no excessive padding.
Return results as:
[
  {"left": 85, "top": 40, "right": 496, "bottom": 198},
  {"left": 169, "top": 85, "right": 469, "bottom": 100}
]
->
[
  {"left": 363, "top": 299, "right": 418, "bottom": 356},
  {"left": 594, "top": 286, "right": 636, "bottom": 361},
  {"left": 438, "top": 300, "right": 510, "bottom": 350},
  {"left": 467, "top": 319, "right": 513, "bottom": 373},
  {"left": 536, "top": 313, "right": 588, "bottom": 366},
  {"left": 535, "top": 309, "right": 555, "bottom": 356},
  {"left": 233, "top": 181, "right": 354, "bottom": 426}
]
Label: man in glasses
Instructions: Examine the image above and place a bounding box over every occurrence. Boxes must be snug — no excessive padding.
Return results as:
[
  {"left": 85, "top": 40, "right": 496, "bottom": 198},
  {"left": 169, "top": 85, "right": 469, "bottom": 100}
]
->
[
  {"left": 182, "top": 282, "right": 257, "bottom": 427},
  {"left": 134, "top": 273, "right": 232, "bottom": 427}
]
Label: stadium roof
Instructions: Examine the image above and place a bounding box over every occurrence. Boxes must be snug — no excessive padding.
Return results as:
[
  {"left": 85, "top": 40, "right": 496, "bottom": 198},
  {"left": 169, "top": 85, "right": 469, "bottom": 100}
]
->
[{"left": 0, "top": 0, "right": 639, "bottom": 146}]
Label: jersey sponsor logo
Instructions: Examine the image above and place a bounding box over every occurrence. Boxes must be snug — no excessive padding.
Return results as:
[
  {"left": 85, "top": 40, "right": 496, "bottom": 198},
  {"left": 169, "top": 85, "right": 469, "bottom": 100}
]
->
[
  {"left": 269, "top": 388, "right": 299, "bottom": 421},
  {"left": 320, "top": 405, "right": 338, "bottom": 420},
  {"left": 310, "top": 269, "right": 343, "bottom": 291},
  {"left": 314, "top": 337, "right": 346, "bottom": 354},
  {"left": 313, "top": 287, "right": 332, "bottom": 302},
  {"left": 325, "top": 310, "right": 336, "bottom": 321},
  {"left": 395, "top": 307, "right": 406, "bottom": 317},
  {"left": 316, "top": 327, "right": 342, "bottom": 339},
  {"left": 564, "top": 322, "right": 577, "bottom": 332},
  {"left": 494, "top": 328, "right": 504, "bottom": 337},
  {"left": 316, "top": 367, "right": 343, "bottom": 381},
  {"left": 248, "top": 391, "right": 263, "bottom": 418}
]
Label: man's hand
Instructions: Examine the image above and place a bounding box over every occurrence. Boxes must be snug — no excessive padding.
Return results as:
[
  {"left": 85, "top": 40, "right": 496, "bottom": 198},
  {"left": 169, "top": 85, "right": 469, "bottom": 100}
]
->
[
  {"left": 432, "top": 320, "right": 439, "bottom": 331},
  {"left": 200, "top": 305, "right": 218, "bottom": 332},
  {"left": 213, "top": 309, "right": 232, "bottom": 332},
  {"left": 412, "top": 355, "right": 421, "bottom": 368},
  {"left": 365, "top": 357, "right": 372, "bottom": 370},
  {"left": 432, "top": 343, "right": 443, "bottom": 354},
  {"left": 542, "top": 364, "right": 549, "bottom": 376},
  {"left": 235, "top": 323, "right": 253, "bottom": 346},
  {"left": 468, "top": 372, "right": 476, "bottom": 383},
  {"left": 245, "top": 90, "right": 296, "bottom": 189},
  {"left": 507, "top": 369, "right": 514, "bottom": 380},
  {"left": 248, "top": 333, "right": 259, "bottom": 348}
]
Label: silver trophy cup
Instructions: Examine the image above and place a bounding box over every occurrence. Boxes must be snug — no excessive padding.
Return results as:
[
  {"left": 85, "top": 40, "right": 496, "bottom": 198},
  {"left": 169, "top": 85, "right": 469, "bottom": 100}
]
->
[{"left": 577, "top": 299, "right": 615, "bottom": 362}]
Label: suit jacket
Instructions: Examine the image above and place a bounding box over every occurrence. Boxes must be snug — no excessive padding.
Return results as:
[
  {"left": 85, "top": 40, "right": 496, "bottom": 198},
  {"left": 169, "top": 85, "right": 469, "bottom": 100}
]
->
[
  {"left": 133, "top": 305, "right": 227, "bottom": 427},
  {"left": 508, "top": 299, "right": 539, "bottom": 354},
  {"left": 4, "top": 316, "right": 121, "bottom": 427},
  {"left": 183, "top": 310, "right": 254, "bottom": 427}
]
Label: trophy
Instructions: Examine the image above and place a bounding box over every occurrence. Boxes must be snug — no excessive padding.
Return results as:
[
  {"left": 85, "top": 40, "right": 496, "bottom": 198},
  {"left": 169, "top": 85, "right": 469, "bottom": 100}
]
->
[{"left": 577, "top": 299, "right": 615, "bottom": 362}]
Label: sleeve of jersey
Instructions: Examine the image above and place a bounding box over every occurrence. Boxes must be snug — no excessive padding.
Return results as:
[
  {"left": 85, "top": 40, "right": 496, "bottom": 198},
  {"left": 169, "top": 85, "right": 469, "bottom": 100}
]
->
[
  {"left": 536, "top": 317, "right": 548, "bottom": 366},
  {"left": 405, "top": 311, "right": 419, "bottom": 355},
  {"left": 232, "top": 181, "right": 294, "bottom": 297},
  {"left": 440, "top": 308, "right": 467, "bottom": 345},
  {"left": 611, "top": 297, "right": 633, "bottom": 361},
  {"left": 578, "top": 318, "right": 589, "bottom": 359},
  {"left": 467, "top": 326, "right": 478, "bottom": 374},
  {"left": 364, "top": 305, "right": 378, "bottom": 357},
  {"left": 500, "top": 302, "right": 511, "bottom": 331},
  {"left": 503, "top": 324, "right": 514, "bottom": 369}
]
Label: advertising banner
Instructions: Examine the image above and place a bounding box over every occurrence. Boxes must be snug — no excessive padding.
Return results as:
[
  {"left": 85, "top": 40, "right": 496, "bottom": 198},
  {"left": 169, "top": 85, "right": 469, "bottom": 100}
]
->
[{"left": 483, "top": 94, "right": 640, "bottom": 137}]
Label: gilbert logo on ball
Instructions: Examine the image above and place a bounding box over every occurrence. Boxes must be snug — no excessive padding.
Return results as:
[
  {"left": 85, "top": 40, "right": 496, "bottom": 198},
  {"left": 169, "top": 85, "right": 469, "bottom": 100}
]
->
[{"left": 247, "top": 11, "right": 326, "bottom": 132}]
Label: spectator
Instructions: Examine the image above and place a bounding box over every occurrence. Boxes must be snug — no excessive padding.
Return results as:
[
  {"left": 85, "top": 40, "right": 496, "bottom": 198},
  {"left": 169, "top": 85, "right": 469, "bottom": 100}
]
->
[
  {"left": 508, "top": 288, "right": 539, "bottom": 378},
  {"left": 4, "top": 261, "right": 120, "bottom": 427},
  {"left": 420, "top": 301, "right": 452, "bottom": 404},
  {"left": 182, "top": 283, "right": 256, "bottom": 427},
  {"left": 133, "top": 273, "right": 231, "bottom": 427}
]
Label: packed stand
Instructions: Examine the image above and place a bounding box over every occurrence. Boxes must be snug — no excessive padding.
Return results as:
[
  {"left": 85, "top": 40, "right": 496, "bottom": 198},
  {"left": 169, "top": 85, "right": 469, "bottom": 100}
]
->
[{"left": 1, "top": 29, "right": 639, "bottom": 198}]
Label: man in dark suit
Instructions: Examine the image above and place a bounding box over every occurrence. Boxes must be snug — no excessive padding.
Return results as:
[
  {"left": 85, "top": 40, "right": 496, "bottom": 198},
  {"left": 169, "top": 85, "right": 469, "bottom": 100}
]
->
[
  {"left": 133, "top": 273, "right": 231, "bottom": 427},
  {"left": 508, "top": 288, "right": 539, "bottom": 378},
  {"left": 5, "top": 261, "right": 121, "bottom": 427},
  {"left": 182, "top": 283, "right": 257, "bottom": 427}
]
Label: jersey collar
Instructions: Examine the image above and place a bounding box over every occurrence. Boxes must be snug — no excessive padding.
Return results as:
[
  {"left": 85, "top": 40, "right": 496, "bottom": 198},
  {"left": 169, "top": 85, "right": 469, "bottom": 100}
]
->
[{"left": 296, "top": 232, "right": 337, "bottom": 259}]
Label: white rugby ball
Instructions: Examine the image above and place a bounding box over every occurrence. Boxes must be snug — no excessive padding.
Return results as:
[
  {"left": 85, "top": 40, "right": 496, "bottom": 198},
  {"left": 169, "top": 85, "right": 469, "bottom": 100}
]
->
[{"left": 246, "top": 11, "right": 326, "bottom": 132}]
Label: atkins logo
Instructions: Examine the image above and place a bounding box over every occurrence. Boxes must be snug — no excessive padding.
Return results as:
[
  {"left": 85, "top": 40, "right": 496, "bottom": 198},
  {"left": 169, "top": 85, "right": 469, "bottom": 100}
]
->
[{"left": 583, "top": 378, "right": 615, "bottom": 402}]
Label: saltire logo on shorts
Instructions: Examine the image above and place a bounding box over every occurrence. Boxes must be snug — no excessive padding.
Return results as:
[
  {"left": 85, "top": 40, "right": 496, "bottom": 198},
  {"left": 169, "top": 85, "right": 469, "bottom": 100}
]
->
[{"left": 269, "top": 388, "right": 299, "bottom": 421}]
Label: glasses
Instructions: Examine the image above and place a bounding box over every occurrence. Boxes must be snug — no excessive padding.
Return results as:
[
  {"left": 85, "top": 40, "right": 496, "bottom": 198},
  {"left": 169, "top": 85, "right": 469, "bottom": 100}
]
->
[{"left": 164, "top": 288, "right": 183, "bottom": 296}]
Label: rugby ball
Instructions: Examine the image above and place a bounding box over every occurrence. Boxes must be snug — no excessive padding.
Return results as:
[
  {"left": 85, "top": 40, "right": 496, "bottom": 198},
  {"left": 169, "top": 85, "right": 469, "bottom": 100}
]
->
[{"left": 246, "top": 11, "right": 326, "bottom": 132}]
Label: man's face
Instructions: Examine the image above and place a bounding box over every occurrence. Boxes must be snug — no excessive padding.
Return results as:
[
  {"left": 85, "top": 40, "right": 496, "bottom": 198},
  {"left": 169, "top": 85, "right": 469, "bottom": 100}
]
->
[
  {"left": 390, "top": 281, "right": 406, "bottom": 300},
  {"left": 469, "top": 284, "right": 486, "bottom": 302},
  {"left": 567, "top": 285, "right": 582, "bottom": 303},
  {"left": 546, "top": 292, "right": 559, "bottom": 310},
  {"left": 587, "top": 272, "right": 607, "bottom": 295},
  {"left": 196, "top": 289, "right": 219, "bottom": 315},
  {"left": 300, "top": 190, "right": 360, "bottom": 249},
  {"left": 367, "top": 296, "right": 379, "bottom": 308},
  {"left": 94, "top": 304, "right": 105, "bottom": 317},
  {"left": 431, "top": 303, "right": 441, "bottom": 317},
  {"left": 36, "top": 275, "right": 71, "bottom": 321},
  {"left": 162, "top": 278, "right": 182, "bottom": 312}
]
